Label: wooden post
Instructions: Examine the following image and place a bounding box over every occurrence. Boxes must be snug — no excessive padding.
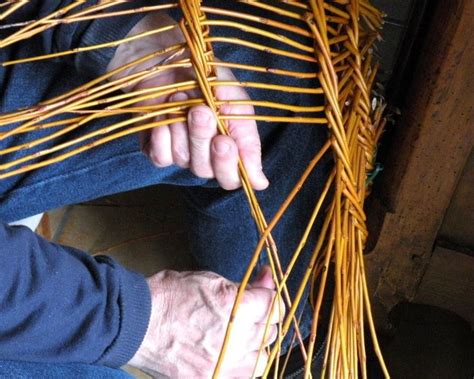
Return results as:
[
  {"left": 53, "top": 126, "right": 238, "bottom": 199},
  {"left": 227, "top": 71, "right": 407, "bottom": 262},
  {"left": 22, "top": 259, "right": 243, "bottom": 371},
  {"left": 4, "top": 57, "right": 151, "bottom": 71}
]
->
[{"left": 365, "top": 0, "right": 474, "bottom": 328}]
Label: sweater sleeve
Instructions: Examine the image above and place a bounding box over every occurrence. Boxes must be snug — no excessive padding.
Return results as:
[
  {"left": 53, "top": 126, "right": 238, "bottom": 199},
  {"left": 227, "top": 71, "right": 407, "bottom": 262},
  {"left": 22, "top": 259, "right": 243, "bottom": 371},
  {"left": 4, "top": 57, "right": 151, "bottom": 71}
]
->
[{"left": 0, "top": 222, "right": 151, "bottom": 367}]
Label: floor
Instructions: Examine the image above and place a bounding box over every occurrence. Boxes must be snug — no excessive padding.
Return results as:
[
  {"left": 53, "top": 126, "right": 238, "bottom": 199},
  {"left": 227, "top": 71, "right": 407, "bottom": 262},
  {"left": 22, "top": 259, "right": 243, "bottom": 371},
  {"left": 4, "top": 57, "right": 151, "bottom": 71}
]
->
[{"left": 36, "top": 185, "right": 196, "bottom": 378}]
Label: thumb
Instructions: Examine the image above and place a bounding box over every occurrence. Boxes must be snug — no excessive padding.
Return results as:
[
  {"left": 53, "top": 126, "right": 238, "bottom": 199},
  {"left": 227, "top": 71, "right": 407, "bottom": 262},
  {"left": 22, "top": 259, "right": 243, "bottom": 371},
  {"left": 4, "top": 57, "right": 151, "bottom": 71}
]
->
[{"left": 251, "top": 266, "right": 275, "bottom": 290}]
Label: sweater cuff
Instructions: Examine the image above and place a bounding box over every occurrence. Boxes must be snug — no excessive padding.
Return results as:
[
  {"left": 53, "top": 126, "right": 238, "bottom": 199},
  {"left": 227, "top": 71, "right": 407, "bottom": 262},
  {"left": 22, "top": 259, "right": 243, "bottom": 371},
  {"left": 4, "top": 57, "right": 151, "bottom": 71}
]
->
[
  {"left": 75, "top": 2, "right": 152, "bottom": 77},
  {"left": 96, "top": 261, "right": 152, "bottom": 368}
]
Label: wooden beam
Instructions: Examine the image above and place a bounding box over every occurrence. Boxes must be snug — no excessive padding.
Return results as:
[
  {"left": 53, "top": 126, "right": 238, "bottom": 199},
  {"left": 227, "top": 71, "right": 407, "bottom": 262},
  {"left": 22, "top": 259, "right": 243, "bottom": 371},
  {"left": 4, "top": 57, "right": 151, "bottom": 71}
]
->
[
  {"left": 365, "top": 0, "right": 474, "bottom": 325},
  {"left": 414, "top": 246, "right": 474, "bottom": 327}
]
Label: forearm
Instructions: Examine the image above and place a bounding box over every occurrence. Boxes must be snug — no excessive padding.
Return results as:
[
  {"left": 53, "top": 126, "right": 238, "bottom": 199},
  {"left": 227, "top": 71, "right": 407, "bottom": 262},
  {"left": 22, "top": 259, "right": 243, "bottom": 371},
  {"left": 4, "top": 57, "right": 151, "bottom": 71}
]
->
[{"left": 0, "top": 222, "right": 151, "bottom": 367}]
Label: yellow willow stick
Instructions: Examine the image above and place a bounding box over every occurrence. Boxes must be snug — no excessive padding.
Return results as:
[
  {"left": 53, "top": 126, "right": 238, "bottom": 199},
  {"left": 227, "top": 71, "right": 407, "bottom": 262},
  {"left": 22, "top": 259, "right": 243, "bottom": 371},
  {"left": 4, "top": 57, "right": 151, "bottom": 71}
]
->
[
  {"left": 206, "top": 37, "right": 317, "bottom": 63},
  {"left": 281, "top": 0, "right": 350, "bottom": 21},
  {"left": 273, "top": 169, "right": 336, "bottom": 307},
  {"left": 0, "top": 0, "right": 128, "bottom": 38},
  {"left": 217, "top": 100, "right": 323, "bottom": 113},
  {"left": 282, "top": 0, "right": 309, "bottom": 11},
  {"left": 2, "top": 24, "right": 180, "bottom": 66},
  {"left": 357, "top": 231, "right": 390, "bottom": 378},
  {"left": 278, "top": 311, "right": 308, "bottom": 378},
  {"left": 238, "top": 0, "right": 304, "bottom": 20},
  {"left": 333, "top": 162, "right": 350, "bottom": 378},
  {"left": 39, "top": 43, "right": 187, "bottom": 106},
  {"left": 0, "top": 79, "right": 191, "bottom": 140},
  {"left": 221, "top": 115, "right": 326, "bottom": 123},
  {"left": 0, "top": 106, "right": 185, "bottom": 169},
  {"left": 0, "top": 0, "right": 27, "bottom": 21},
  {"left": 66, "top": 100, "right": 325, "bottom": 115},
  {"left": 63, "top": 107, "right": 326, "bottom": 119},
  {"left": 251, "top": 275, "right": 284, "bottom": 379},
  {"left": 0, "top": 117, "right": 185, "bottom": 180},
  {"left": 323, "top": 3, "right": 350, "bottom": 19},
  {"left": 0, "top": 111, "right": 326, "bottom": 158},
  {"left": 1, "top": 79, "right": 198, "bottom": 145},
  {"left": 0, "top": 109, "right": 33, "bottom": 125},
  {"left": 211, "top": 81, "right": 323, "bottom": 94},
  {"left": 203, "top": 20, "right": 315, "bottom": 53},
  {"left": 321, "top": 289, "right": 336, "bottom": 378},
  {"left": 0, "top": 64, "right": 321, "bottom": 130},
  {"left": 0, "top": 0, "right": 86, "bottom": 48},
  {"left": 263, "top": 204, "right": 336, "bottom": 378},
  {"left": 0, "top": 72, "right": 196, "bottom": 140},
  {"left": 0, "top": 60, "right": 190, "bottom": 128},
  {"left": 7, "top": 62, "right": 186, "bottom": 121},
  {"left": 356, "top": 247, "right": 368, "bottom": 379},
  {"left": 64, "top": 4, "right": 178, "bottom": 23},
  {"left": 0, "top": 116, "right": 83, "bottom": 137},
  {"left": 248, "top": 150, "right": 335, "bottom": 324},
  {"left": 11, "top": 77, "right": 323, "bottom": 131},
  {"left": 64, "top": 0, "right": 129, "bottom": 19},
  {"left": 209, "top": 61, "right": 318, "bottom": 79},
  {"left": 304, "top": 225, "right": 336, "bottom": 378},
  {"left": 201, "top": 6, "right": 312, "bottom": 38}
]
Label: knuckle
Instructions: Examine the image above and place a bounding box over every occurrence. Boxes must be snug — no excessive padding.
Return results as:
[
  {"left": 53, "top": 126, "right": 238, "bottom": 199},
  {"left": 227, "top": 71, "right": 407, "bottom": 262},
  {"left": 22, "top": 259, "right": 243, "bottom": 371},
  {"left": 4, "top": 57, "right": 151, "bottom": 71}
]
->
[
  {"left": 212, "top": 279, "right": 238, "bottom": 308},
  {"left": 240, "top": 136, "right": 262, "bottom": 152},
  {"left": 190, "top": 165, "right": 214, "bottom": 179},
  {"left": 172, "top": 146, "right": 189, "bottom": 165},
  {"left": 189, "top": 137, "right": 210, "bottom": 152},
  {"left": 189, "top": 109, "right": 216, "bottom": 135},
  {"left": 150, "top": 152, "right": 172, "bottom": 167},
  {"left": 221, "top": 180, "right": 241, "bottom": 191}
]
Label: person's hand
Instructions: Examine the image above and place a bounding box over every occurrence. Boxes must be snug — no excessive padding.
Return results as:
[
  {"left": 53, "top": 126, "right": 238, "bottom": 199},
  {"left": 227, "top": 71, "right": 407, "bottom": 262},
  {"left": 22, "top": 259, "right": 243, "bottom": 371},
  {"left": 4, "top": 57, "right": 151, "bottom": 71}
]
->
[
  {"left": 128, "top": 266, "right": 285, "bottom": 378},
  {"left": 108, "top": 13, "right": 269, "bottom": 190}
]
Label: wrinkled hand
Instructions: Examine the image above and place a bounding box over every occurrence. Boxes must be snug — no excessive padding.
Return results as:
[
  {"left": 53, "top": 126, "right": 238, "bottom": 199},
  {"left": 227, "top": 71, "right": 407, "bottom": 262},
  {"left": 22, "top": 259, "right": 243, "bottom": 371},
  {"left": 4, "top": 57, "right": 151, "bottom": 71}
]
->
[
  {"left": 128, "top": 267, "right": 285, "bottom": 378},
  {"left": 108, "top": 13, "right": 269, "bottom": 190}
]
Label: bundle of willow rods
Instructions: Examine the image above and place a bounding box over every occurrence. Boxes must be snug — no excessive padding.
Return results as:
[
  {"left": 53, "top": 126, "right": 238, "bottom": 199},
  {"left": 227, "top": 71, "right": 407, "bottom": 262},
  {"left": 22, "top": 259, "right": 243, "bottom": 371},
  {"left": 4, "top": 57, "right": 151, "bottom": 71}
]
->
[{"left": 0, "top": 1, "right": 389, "bottom": 378}]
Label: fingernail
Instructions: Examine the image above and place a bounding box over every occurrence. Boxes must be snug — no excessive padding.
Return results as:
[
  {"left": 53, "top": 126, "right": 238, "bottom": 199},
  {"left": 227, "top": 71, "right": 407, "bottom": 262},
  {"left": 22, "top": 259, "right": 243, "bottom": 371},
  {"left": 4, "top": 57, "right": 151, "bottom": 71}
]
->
[
  {"left": 170, "top": 92, "right": 188, "bottom": 102},
  {"left": 190, "top": 111, "right": 211, "bottom": 126},
  {"left": 213, "top": 140, "right": 231, "bottom": 155},
  {"left": 257, "top": 266, "right": 271, "bottom": 280}
]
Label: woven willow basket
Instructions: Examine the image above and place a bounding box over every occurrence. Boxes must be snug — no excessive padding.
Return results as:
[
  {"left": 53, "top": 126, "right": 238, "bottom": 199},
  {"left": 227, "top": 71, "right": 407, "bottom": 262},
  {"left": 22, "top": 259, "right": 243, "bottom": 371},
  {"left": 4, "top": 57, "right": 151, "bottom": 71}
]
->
[{"left": 0, "top": 1, "right": 389, "bottom": 377}]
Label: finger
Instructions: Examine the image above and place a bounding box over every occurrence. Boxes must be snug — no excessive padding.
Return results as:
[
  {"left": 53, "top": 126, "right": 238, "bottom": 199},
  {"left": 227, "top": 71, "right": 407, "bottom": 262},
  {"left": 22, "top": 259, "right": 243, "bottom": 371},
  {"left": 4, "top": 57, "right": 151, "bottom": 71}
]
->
[
  {"left": 223, "top": 107, "right": 269, "bottom": 191},
  {"left": 226, "top": 350, "right": 269, "bottom": 378},
  {"left": 251, "top": 350, "right": 269, "bottom": 378},
  {"left": 188, "top": 105, "right": 218, "bottom": 178},
  {"left": 169, "top": 92, "right": 190, "bottom": 168},
  {"left": 251, "top": 265, "right": 275, "bottom": 290},
  {"left": 245, "top": 324, "right": 278, "bottom": 350},
  {"left": 215, "top": 68, "right": 269, "bottom": 190},
  {"left": 148, "top": 122, "right": 173, "bottom": 167},
  {"left": 239, "top": 288, "right": 285, "bottom": 324},
  {"left": 211, "top": 135, "right": 240, "bottom": 190}
]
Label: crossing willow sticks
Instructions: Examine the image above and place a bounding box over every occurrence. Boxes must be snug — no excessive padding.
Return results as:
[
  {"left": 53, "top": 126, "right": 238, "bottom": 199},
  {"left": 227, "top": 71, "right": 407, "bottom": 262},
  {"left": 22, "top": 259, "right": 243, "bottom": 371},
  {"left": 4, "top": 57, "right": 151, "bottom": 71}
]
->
[{"left": 0, "top": 1, "right": 389, "bottom": 378}]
